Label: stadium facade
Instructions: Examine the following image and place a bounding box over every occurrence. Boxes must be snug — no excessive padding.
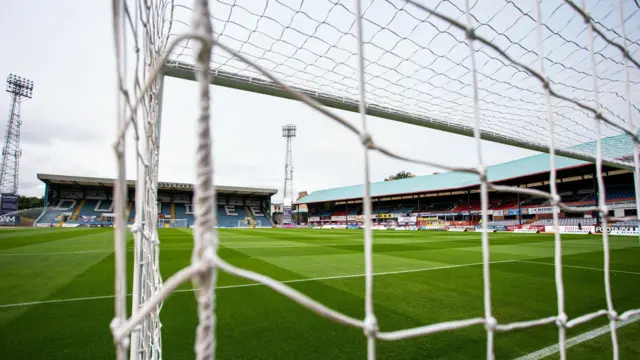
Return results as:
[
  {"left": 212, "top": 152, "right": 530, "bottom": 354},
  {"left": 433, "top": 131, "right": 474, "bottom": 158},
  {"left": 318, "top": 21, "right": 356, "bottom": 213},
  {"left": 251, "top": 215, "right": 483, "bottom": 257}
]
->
[
  {"left": 34, "top": 174, "right": 277, "bottom": 228},
  {"left": 296, "top": 134, "right": 639, "bottom": 234}
]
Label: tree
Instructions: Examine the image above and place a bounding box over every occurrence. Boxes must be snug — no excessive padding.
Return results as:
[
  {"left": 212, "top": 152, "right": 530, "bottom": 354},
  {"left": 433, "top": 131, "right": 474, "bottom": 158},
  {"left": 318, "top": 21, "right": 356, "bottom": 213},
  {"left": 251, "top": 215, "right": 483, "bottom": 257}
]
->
[
  {"left": 297, "top": 191, "right": 308, "bottom": 200},
  {"left": 18, "top": 196, "right": 44, "bottom": 210},
  {"left": 384, "top": 171, "right": 416, "bottom": 181}
]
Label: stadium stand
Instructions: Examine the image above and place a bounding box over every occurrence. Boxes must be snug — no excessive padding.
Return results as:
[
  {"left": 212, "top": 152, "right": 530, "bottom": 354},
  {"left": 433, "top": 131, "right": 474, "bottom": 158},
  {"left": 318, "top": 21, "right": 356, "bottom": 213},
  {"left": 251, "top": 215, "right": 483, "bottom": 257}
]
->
[
  {"left": 159, "top": 202, "right": 171, "bottom": 218},
  {"left": 424, "top": 202, "right": 454, "bottom": 212},
  {"left": 64, "top": 199, "right": 116, "bottom": 225},
  {"left": 492, "top": 200, "right": 518, "bottom": 210},
  {"left": 606, "top": 188, "right": 635, "bottom": 201},
  {"left": 35, "top": 174, "right": 277, "bottom": 228},
  {"left": 390, "top": 207, "right": 414, "bottom": 215},
  {"left": 173, "top": 203, "right": 192, "bottom": 226},
  {"left": 129, "top": 202, "right": 136, "bottom": 223},
  {"left": 521, "top": 198, "right": 546, "bottom": 206},
  {"left": 217, "top": 205, "right": 251, "bottom": 227},
  {"left": 37, "top": 199, "right": 79, "bottom": 224},
  {"left": 297, "top": 134, "right": 636, "bottom": 205},
  {"left": 298, "top": 134, "right": 638, "bottom": 233},
  {"left": 451, "top": 202, "right": 480, "bottom": 212},
  {"left": 560, "top": 191, "right": 594, "bottom": 204},
  {"left": 612, "top": 220, "right": 640, "bottom": 227},
  {"left": 487, "top": 220, "right": 521, "bottom": 226},
  {"left": 248, "top": 205, "right": 271, "bottom": 225},
  {"left": 373, "top": 208, "right": 389, "bottom": 214},
  {"left": 531, "top": 218, "right": 597, "bottom": 226}
]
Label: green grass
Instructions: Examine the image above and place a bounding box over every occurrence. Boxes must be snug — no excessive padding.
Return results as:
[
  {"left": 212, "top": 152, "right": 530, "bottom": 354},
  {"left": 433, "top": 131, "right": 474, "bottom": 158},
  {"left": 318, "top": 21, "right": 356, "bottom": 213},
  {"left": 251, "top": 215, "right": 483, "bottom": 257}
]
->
[{"left": 1, "top": 228, "right": 639, "bottom": 359}]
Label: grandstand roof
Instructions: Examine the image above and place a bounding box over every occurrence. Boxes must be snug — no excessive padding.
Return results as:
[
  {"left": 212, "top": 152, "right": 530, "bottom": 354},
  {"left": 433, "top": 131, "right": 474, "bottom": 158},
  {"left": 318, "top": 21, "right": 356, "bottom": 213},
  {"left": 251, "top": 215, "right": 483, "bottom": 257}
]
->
[
  {"left": 37, "top": 174, "right": 278, "bottom": 196},
  {"left": 296, "top": 134, "right": 635, "bottom": 205}
]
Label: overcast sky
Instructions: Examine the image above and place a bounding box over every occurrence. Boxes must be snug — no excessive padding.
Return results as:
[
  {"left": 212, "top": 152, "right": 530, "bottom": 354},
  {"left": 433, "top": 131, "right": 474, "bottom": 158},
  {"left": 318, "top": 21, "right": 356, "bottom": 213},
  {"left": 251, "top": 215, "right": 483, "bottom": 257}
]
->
[{"left": 1, "top": 0, "right": 637, "bottom": 201}]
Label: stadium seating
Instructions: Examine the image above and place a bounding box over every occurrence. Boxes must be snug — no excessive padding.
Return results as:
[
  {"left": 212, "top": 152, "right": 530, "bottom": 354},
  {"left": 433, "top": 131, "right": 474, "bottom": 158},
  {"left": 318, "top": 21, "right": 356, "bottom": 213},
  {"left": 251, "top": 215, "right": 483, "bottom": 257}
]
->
[
  {"left": 491, "top": 201, "right": 518, "bottom": 210},
  {"left": 249, "top": 205, "right": 272, "bottom": 226},
  {"left": 129, "top": 202, "right": 135, "bottom": 222},
  {"left": 561, "top": 191, "right": 593, "bottom": 203},
  {"left": 606, "top": 189, "right": 634, "bottom": 201},
  {"left": 390, "top": 207, "right": 414, "bottom": 215},
  {"left": 173, "top": 203, "right": 193, "bottom": 226},
  {"left": 36, "top": 199, "right": 79, "bottom": 224},
  {"left": 424, "top": 202, "right": 454, "bottom": 212},
  {"left": 159, "top": 202, "right": 171, "bottom": 218},
  {"left": 531, "top": 218, "right": 597, "bottom": 226},
  {"left": 69, "top": 199, "right": 114, "bottom": 224},
  {"left": 612, "top": 220, "right": 640, "bottom": 227},
  {"left": 521, "top": 198, "right": 546, "bottom": 206},
  {"left": 217, "top": 205, "right": 251, "bottom": 227},
  {"left": 451, "top": 202, "right": 480, "bottom": 212},
  {"left": 35, "top": 194, "right": 273, "bottom": 228},
  {"left": 487, "top": 220, "right": 521, "bottom": 226}
]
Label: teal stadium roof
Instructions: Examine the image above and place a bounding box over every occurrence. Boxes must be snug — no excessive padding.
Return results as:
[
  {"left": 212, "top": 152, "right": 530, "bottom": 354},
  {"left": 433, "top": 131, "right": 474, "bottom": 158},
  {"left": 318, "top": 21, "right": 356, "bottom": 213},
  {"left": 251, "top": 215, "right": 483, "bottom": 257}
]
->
[{"left": 296, "top": 134, "right": 636, "bottom": 205}]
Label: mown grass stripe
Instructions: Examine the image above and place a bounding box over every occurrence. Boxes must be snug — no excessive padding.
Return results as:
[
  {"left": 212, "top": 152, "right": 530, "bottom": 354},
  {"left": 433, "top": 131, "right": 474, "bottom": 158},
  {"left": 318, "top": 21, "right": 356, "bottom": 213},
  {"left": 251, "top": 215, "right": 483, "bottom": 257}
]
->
[{"left": 0, "top": 259, "right": 516, "bottom": 308}]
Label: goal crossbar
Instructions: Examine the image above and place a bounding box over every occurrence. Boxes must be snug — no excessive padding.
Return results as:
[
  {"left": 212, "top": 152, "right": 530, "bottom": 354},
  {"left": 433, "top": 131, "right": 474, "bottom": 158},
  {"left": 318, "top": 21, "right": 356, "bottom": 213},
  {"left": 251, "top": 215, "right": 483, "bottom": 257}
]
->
[{"left": 164, "top": 61, "right": 634, "bottom": 171}]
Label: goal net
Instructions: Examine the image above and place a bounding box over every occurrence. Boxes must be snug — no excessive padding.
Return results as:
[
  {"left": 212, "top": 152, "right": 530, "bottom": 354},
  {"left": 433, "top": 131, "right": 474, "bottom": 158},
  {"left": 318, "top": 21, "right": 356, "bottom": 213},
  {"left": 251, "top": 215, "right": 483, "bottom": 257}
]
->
[
  {"left": 111, "top": 0, "right": 640, "bottom": 359},
  {"left": 237, "top": 219, "right": 263, "bottom": 228},
  {"left": 158, "top": 218, "right": 187, "bottom": 228},
  {"left": 170, "top": 219, "right": 189, "bottom": 228}
]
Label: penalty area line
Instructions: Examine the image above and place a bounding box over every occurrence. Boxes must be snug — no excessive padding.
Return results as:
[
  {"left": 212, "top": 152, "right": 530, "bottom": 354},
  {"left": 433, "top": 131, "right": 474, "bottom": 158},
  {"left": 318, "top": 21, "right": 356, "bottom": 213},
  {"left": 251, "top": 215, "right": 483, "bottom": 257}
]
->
[
  {"left": 514, "top": 316, "right": 640, "bottom": 360},
  {"left": 517, "top": 260, "right": 640, "bottom": 276},
  {"left": 0, "top": 259, "right": 516, "bottom": 308}
]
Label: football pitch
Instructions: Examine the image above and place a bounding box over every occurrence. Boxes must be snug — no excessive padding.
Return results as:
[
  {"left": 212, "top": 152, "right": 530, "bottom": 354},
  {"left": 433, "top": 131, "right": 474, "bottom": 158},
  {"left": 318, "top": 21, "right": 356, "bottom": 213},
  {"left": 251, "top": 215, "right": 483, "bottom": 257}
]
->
[{"left": 1, "top": 228, "right": 639, "bottom": 359}]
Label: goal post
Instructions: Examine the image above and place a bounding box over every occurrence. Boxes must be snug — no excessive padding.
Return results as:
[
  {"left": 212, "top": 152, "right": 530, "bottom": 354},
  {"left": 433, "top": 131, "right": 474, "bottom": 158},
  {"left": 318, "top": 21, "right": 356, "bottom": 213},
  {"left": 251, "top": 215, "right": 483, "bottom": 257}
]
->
[
  {"left": 112, "top": 1, "right": 640, "bottom": 360},
  {"left": 237, "top": 219, "right": 263, "bottom": 228},
  {"left": 157, "top": 218, "right": 187, "bottom": 228},
  {"left": 237, "top": 218, "right": 252, "bottom": 228},
  {"left": 171, "top": 219, "right": 188, "bottom": 228}
]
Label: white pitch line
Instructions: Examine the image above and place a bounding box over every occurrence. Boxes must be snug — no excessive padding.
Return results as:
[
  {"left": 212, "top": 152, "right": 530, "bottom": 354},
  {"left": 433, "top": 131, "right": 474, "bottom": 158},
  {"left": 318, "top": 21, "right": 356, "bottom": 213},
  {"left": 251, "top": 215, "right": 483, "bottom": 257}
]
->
[
  {"left": 514, "top": 316, "right": 640, "bottom": 360},
  {"left": 517, "top": 260, "right": 640, "bottom": 276},
  {"left": 0, "top": 250, "right": 114, "bottom": 256},
  {"left": 0, "top": 239, "right": 459, "bottom": 256},
  {"left": 0, "top": 259, "right": 516, "bottom": 308}
]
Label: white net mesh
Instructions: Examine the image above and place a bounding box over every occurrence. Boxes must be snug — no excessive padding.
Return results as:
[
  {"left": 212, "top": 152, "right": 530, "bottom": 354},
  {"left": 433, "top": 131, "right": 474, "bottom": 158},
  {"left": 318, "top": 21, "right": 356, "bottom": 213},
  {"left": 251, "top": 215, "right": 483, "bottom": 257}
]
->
[
  {"left": 164, "top": 0, "right": 640, "bottom": 166},
  {"left": 111, "top": 0, "right": 640, "bottom": 359},
  {"left": 111, "top": 0, "right": 170, "bottom": 358}
]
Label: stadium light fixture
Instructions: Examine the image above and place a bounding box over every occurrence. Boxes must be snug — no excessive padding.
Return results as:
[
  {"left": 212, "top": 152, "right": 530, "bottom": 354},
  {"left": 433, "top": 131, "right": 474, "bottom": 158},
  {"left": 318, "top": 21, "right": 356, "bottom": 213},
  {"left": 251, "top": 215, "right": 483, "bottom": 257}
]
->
[
  {"left": 282, "top": 124, "right": 296, "bottom": 138},
  {"left": 1, "top": 73, "right": 34, "bottom": 195},
  {"left": 6, "top": 74, "right": 34, "bottom": 99}
]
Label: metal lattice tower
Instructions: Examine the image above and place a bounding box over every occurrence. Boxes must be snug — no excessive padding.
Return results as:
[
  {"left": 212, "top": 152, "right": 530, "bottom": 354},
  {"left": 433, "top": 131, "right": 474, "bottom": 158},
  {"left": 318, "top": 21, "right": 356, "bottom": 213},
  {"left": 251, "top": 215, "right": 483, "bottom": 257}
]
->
[
  {"left": 282, "top": 124, "right": 296, "bottom": 224},
  {"left": 1, "top": 74, "right": 33, "bottom": 195}
]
